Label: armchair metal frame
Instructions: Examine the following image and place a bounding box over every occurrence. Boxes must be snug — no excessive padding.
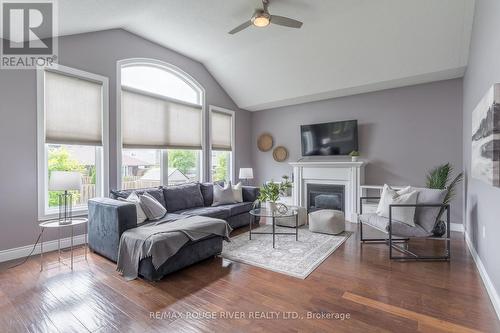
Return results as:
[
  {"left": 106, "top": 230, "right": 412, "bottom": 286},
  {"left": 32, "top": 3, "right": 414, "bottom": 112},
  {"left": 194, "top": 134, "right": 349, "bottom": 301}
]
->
[{"left": 359, "top": 197, "right": 451, "bottom": 261}]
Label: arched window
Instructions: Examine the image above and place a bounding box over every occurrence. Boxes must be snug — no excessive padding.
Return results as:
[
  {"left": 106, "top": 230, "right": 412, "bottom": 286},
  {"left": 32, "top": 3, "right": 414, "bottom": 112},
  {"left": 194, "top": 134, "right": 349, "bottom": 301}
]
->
[
  {"left": 121, "top": 64, "right": 201, "bottom": 105},
  {"left": 118, "top": 59, "right": 205, "bottom": 189}
]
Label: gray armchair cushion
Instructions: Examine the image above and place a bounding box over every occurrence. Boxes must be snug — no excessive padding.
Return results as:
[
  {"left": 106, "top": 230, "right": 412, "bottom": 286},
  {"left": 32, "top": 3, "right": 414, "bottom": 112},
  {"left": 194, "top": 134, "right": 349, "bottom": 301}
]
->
[
  {"left": 411, "top": 187, "right": 447, "bottom": 233},
  {"left": 162, "top": 183, "right": 204, "bottom": 212},
  {"left": 199, "top": 183, "right": 214, "bottom": 206},
  {"left": 359, "top": 213, "right": 432, "bottom": 238},
  {"left": 110, "top": 187, "right": 166, "bottom": 208},
  {"left": 176, "top": 206, "right": 231, "bottom": 219}
]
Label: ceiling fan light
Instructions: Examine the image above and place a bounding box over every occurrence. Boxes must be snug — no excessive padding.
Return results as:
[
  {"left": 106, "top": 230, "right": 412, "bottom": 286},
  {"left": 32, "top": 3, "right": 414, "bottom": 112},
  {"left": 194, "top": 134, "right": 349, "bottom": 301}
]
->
[{"left": 253, "top": 15, "right": 270, "bottom": 27}]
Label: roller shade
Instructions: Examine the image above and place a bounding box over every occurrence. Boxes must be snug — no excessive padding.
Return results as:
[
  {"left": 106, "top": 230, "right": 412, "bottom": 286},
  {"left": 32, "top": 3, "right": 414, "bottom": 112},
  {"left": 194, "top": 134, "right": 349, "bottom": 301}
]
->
[
  {"left": 211, "top": 110, "right": 233, "bottom": 151},
  {"left": 121, "top": 88, "right": 202, "bottom": 149},
  {"left": 45, "top": 71, "right": 103, "bottom": 145}
]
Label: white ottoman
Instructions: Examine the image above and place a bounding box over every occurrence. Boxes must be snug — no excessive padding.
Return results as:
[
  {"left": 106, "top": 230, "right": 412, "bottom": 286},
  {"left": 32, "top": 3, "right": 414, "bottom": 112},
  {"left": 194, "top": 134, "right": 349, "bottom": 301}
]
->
[{"left": 308, "top": 209, "right": 345, "bottom": 235}]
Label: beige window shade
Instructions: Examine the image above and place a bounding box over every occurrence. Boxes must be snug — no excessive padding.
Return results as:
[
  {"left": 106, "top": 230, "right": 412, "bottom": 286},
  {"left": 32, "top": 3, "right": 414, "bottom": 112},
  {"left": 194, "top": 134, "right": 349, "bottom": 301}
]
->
[
  {"left": 121, "top": 89, "right": 202, "bottom": 149},
  {"left": 45, "top": 71, "right": 103, "bottom": 145},
  {"left": 211, "top": 110, "right": 233, "bottom": 151}
]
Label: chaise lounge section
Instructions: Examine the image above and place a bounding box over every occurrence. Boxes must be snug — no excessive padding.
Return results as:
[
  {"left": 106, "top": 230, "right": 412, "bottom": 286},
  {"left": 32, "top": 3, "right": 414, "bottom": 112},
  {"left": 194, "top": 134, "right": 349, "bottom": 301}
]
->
[{"left": 88, "top": 182, "right": 259, "bottom": 280}]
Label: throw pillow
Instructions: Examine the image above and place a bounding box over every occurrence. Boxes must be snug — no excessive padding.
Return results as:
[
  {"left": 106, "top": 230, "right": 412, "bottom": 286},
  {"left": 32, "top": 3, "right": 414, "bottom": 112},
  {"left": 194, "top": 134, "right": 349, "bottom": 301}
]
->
[
  {"left": 232, "top": 182, "right": 243, "bottom": 203},
  {"left": 139, "top": 192, "right": 167, "bottom": 220},
  {"left": 120, "top": 191, "right": 148, "bottom": 224},
  {"left": 376, "top": 184, "right": 412, "bottom": 215},
  {"left": 410, "top": 187, "right": 447, "bottom": 233},
  {"left": 212, "top": 183, "right": 237, "bottom": 206},
  {"left": 379, "top": 190, "right": 419, "bottom": 227}
]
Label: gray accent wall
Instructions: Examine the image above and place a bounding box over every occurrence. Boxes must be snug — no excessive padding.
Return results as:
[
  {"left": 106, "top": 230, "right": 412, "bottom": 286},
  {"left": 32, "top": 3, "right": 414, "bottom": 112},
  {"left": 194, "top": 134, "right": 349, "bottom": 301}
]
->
[
  {"left": 0, "top": 29, "right": 252, "bottom": 252},
  {"left": 251, "top": 79, "right": 463, "bottom": 224},
  {"left": 462, "top": 0, "right": 500, "bottom": 300}
]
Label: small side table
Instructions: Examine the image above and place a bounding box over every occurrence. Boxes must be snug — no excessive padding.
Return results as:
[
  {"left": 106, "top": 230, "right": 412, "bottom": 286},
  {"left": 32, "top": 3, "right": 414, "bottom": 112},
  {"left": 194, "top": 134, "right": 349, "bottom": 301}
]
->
[{"left": 39, "top": 218, "right": 88, "bottom": 271}]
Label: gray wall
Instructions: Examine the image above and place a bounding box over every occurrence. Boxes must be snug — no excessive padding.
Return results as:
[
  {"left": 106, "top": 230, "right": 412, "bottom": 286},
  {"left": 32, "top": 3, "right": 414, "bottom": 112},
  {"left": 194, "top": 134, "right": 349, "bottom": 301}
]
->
[
  {"left": 0, "top": 29, "right": 252, "bottom": 251},
  {"left": 462, "top": 0, "right": 500, "bottom": 297},
  {"left": 251, "top": 79, "right": 464, "bottom": 224}
]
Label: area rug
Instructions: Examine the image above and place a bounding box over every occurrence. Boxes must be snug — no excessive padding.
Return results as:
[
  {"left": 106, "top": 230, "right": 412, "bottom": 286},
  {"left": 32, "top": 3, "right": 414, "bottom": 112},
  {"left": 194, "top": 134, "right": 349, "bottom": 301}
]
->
[{"left": 221, "top": 225, "right": 351, "bottom": 279}]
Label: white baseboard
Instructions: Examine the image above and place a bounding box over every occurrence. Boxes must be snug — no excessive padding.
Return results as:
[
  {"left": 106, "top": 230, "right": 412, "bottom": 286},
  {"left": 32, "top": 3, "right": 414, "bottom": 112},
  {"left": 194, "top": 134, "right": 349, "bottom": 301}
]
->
[
  {"left": 465, "top": 232, "right": 500, "bottom": 320},
  {"left": 0, "top": 234, "right": 87, "bottom": 263},
  {"left": 450, "top": 223, "right": 464, "bottom": 232}
]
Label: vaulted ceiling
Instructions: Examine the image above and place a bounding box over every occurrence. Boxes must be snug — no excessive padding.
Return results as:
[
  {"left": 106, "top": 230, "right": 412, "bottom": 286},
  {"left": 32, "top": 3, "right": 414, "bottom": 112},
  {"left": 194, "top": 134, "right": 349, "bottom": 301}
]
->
[{"left": 56, "top": 0, "right": 474, "bottom": 111}]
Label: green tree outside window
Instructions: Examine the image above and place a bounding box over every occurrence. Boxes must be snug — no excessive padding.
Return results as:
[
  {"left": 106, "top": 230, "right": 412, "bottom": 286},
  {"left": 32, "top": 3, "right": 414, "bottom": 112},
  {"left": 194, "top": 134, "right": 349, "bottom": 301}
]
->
[{"left": 168, "top": 150, "right": 197, "bottom": 174}]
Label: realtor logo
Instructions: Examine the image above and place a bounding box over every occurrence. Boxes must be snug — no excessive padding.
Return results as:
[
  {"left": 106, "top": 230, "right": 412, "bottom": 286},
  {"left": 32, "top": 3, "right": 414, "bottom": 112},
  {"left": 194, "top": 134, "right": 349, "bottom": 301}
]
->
[{"left": 1, "top": 0, "right": 58, "bottom": 69}]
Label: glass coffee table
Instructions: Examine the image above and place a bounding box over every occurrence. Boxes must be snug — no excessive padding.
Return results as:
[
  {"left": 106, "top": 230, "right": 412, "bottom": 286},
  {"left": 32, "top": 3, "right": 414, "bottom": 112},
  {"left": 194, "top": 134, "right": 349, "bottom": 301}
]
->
[{"left": 249, "top": 207, "right": 299, "bottom": 248}]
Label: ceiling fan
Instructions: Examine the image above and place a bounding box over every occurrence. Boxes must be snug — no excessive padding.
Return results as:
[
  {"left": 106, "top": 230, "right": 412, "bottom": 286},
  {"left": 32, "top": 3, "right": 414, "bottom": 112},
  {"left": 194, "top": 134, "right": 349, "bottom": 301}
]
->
[{"left": 229, "top": 0, "right": 303, "bottom": 35}]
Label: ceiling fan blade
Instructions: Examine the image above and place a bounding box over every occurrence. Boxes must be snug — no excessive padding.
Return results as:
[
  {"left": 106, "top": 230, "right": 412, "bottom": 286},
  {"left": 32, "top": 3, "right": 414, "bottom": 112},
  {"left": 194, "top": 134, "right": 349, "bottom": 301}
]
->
[
  {"left": 270, "top": 15, "right": 303, "bottom": 28},
  {"left": 228, "top": 20, "right": 252, "bottom": 34}
]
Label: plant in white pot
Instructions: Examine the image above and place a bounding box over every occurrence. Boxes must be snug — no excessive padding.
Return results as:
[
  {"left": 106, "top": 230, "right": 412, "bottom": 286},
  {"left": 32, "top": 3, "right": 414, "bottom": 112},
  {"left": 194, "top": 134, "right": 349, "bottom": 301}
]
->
[
  {"left": 256, "top": 177, "right": 292, "bottom": 213},
  {"left": 349, "top": 150, "right": 360, "bottom": 162}
]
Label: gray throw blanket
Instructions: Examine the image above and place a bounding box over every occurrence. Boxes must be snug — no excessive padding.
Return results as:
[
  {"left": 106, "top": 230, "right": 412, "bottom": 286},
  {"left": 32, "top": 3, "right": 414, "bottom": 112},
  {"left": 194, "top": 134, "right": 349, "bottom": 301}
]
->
[{"left": 117, "top": 215, "right": 232, "bottom": 280}]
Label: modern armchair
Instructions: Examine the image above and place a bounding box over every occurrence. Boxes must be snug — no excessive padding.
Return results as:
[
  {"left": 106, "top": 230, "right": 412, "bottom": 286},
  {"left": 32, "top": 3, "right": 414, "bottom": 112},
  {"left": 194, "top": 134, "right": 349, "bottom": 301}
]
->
[{"left": 358, "top": 187, "right": 450, "bottom": 261}]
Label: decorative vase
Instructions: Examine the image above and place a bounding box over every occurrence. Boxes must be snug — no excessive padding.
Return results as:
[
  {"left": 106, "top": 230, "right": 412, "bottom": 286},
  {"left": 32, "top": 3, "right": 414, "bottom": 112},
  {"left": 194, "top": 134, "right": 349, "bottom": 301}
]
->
[
  {"left": 432, "top": 220, "right": 446, "bottom": 237},
  {"left": 351, "top": 156, "right": 358, "bottom": 162},
  {"left": 266, "top": 201, "right": 277, "bottom": 213}
]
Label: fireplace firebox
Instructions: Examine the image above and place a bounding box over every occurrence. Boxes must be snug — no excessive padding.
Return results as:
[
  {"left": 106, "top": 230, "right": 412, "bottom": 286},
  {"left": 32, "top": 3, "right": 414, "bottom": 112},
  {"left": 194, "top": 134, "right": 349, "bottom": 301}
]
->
[{"left": 306, "top": 184, "right": 345, "bottom": 213}]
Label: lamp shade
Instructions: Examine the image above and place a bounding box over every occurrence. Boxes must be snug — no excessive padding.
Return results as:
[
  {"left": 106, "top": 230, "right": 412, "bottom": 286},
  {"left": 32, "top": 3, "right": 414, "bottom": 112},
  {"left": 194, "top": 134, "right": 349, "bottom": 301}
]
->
[
  {"left": 49, "top": 171, "right": 82, "bottom": 191},
  {"left": 239, "top": 168, "right": 254, "bottom": 179}
]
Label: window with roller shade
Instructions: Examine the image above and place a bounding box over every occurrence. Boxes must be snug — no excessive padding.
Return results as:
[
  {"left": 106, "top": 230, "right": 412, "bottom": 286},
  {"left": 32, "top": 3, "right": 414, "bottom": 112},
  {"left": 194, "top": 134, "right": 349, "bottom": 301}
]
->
[
  {"left": 37, "top": 66, "right": 109, "bottom": 218},
  {"left": 210, "top": 107, "right": 234, "bottom": 183},
  {"left": 119, "top": 62, "right": 204, "bottom": 189}
]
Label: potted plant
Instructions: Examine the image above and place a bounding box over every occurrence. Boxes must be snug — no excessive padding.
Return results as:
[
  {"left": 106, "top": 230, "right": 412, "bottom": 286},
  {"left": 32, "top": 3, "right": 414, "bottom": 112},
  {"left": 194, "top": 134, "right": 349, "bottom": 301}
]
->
[
  {"left": 281, "top": 174, "right": 292, "bottom": 196},
  {"left": 256, "top": 177, "right": 292, "bottom": 212},
  {"left": 425, "top": 163, "right": 463, "bottom": 237},
  {"left": 349, "top": 150, "right": 360, "bottom": 162}
]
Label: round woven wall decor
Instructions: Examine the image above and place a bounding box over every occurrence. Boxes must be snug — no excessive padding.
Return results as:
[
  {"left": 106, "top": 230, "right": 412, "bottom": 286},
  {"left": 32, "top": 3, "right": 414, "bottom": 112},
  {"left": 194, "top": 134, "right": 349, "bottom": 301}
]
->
[
  {"left": 273, "top": 146, "right": 288, "bottom": 162},
  {"left": 257, "top": 133, "right": 274, "bottom": 152}
]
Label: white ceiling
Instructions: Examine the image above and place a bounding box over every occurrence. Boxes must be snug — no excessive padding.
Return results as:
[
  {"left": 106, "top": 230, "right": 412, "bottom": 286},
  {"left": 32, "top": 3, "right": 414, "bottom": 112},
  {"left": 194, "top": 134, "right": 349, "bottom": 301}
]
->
[{"left": 54, "top": 0, "right": 474, "bottom": 111}]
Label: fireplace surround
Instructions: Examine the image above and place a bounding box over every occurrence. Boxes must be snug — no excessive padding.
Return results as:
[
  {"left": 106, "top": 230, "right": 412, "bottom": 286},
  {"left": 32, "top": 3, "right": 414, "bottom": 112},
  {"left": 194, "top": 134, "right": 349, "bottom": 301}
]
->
[{"left": 290, "top": 160, "right": 365, "bottom": 222}]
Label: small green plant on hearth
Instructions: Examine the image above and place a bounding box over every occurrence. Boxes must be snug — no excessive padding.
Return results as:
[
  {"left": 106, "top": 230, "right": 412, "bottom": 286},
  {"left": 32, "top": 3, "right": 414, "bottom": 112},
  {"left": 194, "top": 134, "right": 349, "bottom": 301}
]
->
[{"left": 348, "top": 150, "right": 360, "bottom": 157}]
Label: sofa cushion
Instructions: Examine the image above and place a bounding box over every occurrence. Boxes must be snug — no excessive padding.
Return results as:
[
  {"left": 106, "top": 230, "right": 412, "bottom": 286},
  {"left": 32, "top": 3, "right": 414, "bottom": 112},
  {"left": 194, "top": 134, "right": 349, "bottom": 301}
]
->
[
  {"left": 410, "top": 187, "right": 447, "bottom": 233},
  {"left": 143, "top": 213, "right": 184, "bottom": 224},
  {"left": 359, "top": 213, "right": 431, "bottom": 238},
  {"left": 199, "top": 183, "right": 214, "bottom": 207},
  {"left": 222, "top": 202, "right": 254, "bottom": 216},
  {"left": 110, "top": 187, "right": 166, "bottom": 208},
  {"left": 177, "top": 206, "right": 231, "bottom": 220},
  {"left": 163, "top": 183, "right": 204, "bottom": 212}
]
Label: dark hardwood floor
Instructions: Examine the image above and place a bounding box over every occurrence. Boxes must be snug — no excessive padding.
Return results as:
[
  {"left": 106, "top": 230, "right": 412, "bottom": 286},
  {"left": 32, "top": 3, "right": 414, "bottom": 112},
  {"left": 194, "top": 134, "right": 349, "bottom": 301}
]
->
[{"left": 0, "top": 222, "right": 498, "bottom": 332}]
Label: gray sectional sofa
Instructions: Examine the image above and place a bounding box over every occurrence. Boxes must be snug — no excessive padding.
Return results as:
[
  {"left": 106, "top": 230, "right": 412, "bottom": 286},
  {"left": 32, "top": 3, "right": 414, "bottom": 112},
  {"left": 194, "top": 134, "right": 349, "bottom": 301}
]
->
[{"left": 88, "top": 182, "right": 259, "bottom": 280}]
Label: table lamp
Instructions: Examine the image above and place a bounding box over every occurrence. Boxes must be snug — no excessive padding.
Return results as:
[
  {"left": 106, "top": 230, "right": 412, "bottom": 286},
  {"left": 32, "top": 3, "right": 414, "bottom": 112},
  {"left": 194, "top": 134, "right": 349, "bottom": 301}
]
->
[
  {"left": 49, "top": 171, "right": 82, "bottom": 225},
  {"left": 239, "top": 168, "right": 254, "bottom": 185}
]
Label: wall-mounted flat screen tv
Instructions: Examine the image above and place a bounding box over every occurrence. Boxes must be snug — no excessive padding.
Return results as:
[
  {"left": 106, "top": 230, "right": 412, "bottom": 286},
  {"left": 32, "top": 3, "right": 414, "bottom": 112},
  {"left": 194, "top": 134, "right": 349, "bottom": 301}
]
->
[{"left": 301, "top": 120, "right": 358, "bottom": 156}]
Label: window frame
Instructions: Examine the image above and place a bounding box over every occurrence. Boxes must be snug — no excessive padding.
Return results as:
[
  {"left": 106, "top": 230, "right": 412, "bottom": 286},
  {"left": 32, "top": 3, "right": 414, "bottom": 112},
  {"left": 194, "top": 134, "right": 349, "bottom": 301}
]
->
[
  {"left": 116, "top": 58, "right": 206, "bottom": 189},
  {"left": 37, "top": 64, "right": 109, "bottom": 220},
  {"left": 208, "top": 105, "right": 236, "bottom": 183}
]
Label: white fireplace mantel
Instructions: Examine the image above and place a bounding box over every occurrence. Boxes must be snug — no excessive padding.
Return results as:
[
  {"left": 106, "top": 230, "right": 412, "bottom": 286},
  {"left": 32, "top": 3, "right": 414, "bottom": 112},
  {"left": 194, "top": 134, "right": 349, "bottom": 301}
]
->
[{"left": 290, "top": 160, "right": 365, "bottom": 222}]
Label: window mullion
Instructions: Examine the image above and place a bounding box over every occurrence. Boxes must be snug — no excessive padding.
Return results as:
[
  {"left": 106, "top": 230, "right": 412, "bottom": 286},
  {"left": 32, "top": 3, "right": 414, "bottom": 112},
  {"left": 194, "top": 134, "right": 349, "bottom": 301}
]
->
[
  {"left": 160, "top": 149, "right": 169, "bottom": 186},
  {"left": 95, "top": 146, "right": 102, "bottom": 197}
]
